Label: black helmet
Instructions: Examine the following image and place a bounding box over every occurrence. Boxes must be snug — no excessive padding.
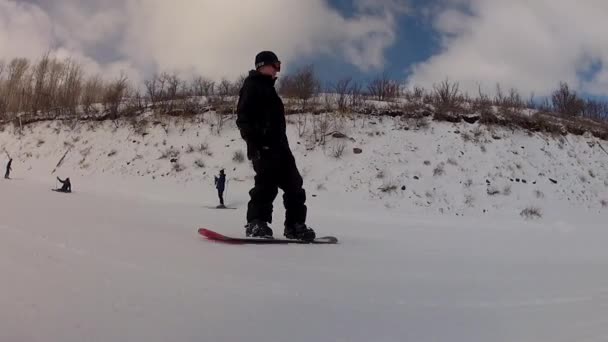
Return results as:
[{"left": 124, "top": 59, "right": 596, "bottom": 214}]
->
[{"left": 255, "top": 51, "right": 281, "bottom": 71}]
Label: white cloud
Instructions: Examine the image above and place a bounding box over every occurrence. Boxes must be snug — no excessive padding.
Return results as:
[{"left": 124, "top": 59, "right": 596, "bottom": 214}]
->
[
  {"left": 0, "top": 1, "right": 53, "bottom": 59},
  {"left": 1, "top": 0, "right": 404, "bottom": 82},
  {"left": 408, "top": 0, "right": 608, "bottom": 96}
]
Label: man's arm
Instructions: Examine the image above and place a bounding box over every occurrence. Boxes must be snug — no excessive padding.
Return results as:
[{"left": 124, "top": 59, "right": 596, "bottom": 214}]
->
[{"left": 236, "top": 80, "right": 262, "bottom": 145}]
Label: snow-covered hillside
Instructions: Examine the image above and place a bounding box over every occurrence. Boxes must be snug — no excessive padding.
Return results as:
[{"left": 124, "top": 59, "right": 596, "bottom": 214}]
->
[{"left": 1, "top": 113, "right": 607, "bottom": 220}]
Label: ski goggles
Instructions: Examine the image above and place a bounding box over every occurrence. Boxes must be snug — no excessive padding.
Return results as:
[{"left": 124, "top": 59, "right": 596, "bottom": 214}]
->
[{"left": 256, "top": 60, "right": 281, "bottom": 72}]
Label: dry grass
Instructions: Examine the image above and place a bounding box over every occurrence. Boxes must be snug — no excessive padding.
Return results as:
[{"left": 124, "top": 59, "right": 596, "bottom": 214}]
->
[
  {"left": 433, "top": 163, "right": 445, "bottom": 177},
  {"left": 331, "top": 141, "right": 346, "bottom": 159},
  {"left": 233, "top": 150, "right": 245, "bottom": 163},
  {"left": 521, "top": 207, "right": 542, "bottom": 219},
  {"left": 194, "top": 159, "right": 205, "bottom": 169},
  {"left": 487, "top": 186, "right": 501, "bottom": 196},
  {"left": 160, "top": 147, "right": 180, "bottom": 160},
  {"left": 172, "top": 162, "right": 186, "bottom": 172}
]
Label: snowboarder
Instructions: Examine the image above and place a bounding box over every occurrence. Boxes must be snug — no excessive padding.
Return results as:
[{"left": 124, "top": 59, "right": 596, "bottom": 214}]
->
[
  {"left": 236, "top": 51, "right": 316, "bottom": 241},
  {"left": 55, "top": 177, "right": 72, "bottom": 193},
  {"left": 5, "top": 158, "right": 12, "bottom": 179},
  {"left": 214, "top": 169, "right": 226, "bottom": 208}
]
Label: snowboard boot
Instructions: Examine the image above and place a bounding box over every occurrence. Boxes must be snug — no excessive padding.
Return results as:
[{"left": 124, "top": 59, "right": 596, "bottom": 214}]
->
[
  {"left": 284, "top": 223, "right": 316, "bottom": 242},
  {"left": 217, "top": 204, "right": 226, "bottom": 209},
  {"left": 245, "top": 220, "right": 274, "bottom": 239}
]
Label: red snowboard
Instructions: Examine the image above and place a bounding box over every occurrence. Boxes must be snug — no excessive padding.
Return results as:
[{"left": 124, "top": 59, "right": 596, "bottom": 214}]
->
[{"left": 198, "top": 228, "right": 338, "bottom": 245}]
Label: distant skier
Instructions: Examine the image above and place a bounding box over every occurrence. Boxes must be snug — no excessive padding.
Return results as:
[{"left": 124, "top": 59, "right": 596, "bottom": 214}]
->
[
  {"left": 55, "top": 177, "right": 72, "bottom": 193},
  {"left": 4, "top": 158, "right": 12, "bottom": 179},
  {"left": 236, "top": 51, "right": 316, "bottom": 241},
  {"left": 214, "top": 169, "right": 226, "bottom": 208}
]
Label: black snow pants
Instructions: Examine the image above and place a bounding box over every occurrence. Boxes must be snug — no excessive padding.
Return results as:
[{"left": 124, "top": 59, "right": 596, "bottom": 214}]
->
[
  {"left": 218, "top": 189, "right": 225, "bottom": 206},
  {"left": 247, "top": 147, "right": 307, "bottom": 226}
]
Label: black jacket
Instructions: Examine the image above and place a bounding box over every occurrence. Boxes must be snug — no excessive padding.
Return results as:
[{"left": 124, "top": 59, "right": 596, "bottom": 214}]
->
[
  {"left": 215, "top": 174, "right": 226, "bottom": 191},
  {"left": 236, "top": 70, "right": 288, "bottom": 158}
]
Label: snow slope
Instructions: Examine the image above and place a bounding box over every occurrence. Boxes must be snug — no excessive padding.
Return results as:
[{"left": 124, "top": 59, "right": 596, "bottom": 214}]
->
[
  {"left": 1, "top": 113, "right": 607, "bottom": 219},
  {"left": 1, "top": 114, "right": 608, "bottom": 341}
]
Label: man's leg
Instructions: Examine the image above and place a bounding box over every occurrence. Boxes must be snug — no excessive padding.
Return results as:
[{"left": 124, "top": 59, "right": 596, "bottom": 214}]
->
[
  {"left": 247, "top": 156, "right": 279, "bottom": 224},
  {"left": 218, "top": 189, "right": 224, "bottom": 206},
  {"left": 278, "top": 151, "right": 307, "bottom": 226}
]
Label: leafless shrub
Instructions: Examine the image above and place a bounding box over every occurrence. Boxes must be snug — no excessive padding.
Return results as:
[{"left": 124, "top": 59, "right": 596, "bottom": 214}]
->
[
  {"left": 379, "top": 180, "right": 398, "bottom": 193},
  {"left": 487, "top": 186, "right": 501, "bottom": 196},
  {"left": 350, "top": 81, "right": 364, "bottom": 108},
  {"left": 601, "top": 199, "right": 608, "bottom": 208},
  {"left": 433, "top": 163, "right": 445, "bottom": 177},
  {"left": 465, "top": 194, "right": 475, "bottom": 207},
  {"left": 495, "top": 84, "right": 525, "bottom": 116},
  {"left": 534, "top": 190, "right": 545, "bottom": 199},
  {"left": 279, "top": 65, "right": 320, "bottom": 111},
  {"left": 376, "top": 170, "right": 385, "bottom": 179},
  {"left": 447, "top": 158, "right": 458, "bottom": 166},
  {"left": 582, "top": 99, "right": 608, "bottom": 122},
  {"left": 107, "top": 149, "right": 117, "bottom": 157},
  {"left": 414, "top": 117, "right": 430, "bottom": 130},
  {"left": 423, "top": 160, "right": 431, "bottom": 166},
  {"left": 186, "top": 145, "right": 196, "bottom": 154},
  {"left": 552, "top": 82, "right": 584, "bottom": 116},
  {"left": 521, "top": 207, "right": 542, "bottom": 219},
  {"left": 233, "top": 150, "right": 245, "bottom": 163},
  {"left": 103, "top": 73, "right": 129, "bottom": 119},
  {"left": 464, "top": 179, "right": 473, "bottom": 188},
  {"left": 160, "top": 147, "right": 180, "bottom": 159},
  {"left": 172, "top": 162, "right": 186, "bottom": 172},
  {"left": 432, "top": 79, "right": 464, "bottom": 118},
  {"left": 191, "top": 76, "right": 215, "bottom": 97},
  {"left": 330, "top": 141, "right": 346, "bottom": 159},
  {"left": 588, "top": 169, "right": 596, "bottom": 178},
  {"left": 333, "top": 77, "right": 352, "bottom": 112},
  {"left": 82, "top": 75, "right": 103, "bottom": 115},
  {"left": 312, "top": 114, "right": 331, "bottom": 145},
  {"left": 194, "top": 159, "right": 205, "bottom": 169},
  {"left": 367, "top": 73, "right": 400, "bottom": 102},
  {"left": 37, "top": 138, "right": 45, "bottom": 147},
  {"left": 296, "top": 113, "right": 308, "bottom": 138}
]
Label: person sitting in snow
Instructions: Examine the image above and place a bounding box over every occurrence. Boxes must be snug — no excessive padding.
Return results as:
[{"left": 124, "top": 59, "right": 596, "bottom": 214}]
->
[
  {"left": 214, "top": 169, "right": 226, "bottom": 208},
  {"left": 56, "top": 177, "right": 72, "bottom": 193}
]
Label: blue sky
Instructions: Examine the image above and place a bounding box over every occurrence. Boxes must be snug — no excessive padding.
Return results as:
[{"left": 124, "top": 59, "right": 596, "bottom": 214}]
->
[{"left": 301, "top": 0, "right": 439, "bottom": 85}]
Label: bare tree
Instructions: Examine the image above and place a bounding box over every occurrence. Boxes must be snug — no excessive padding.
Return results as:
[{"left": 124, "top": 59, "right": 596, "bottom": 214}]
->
[
  {"left": 333, "top": 77, "right": 352, "bottom": 112},
  {"left": 59, "top": 59, "right": 83, "bottom": 116},
  {"left": 217, "top": 79, "right": 232, "bottom": 100},
  {"left": 552, "top": 82, "right": 584, "bottom": 116},
  {"left": 432, "top": 79, "right": 464, "bottom": 114},
  {"left": 279, "top": 65, "right": 320, "bottom": 111},
  {"left": 582, "top": 99, "right": 608, "bottom": 122},
  {"left": 30, "top": 53, "right": 51, "bottom": 116},
  {"left": 4, "top": 58, "right": 30, "bottom": 115},
  {"left": 349, "top": 81, "right": 364, "bottom": 108},
  {"left": 367, "top": 73, "right": 399, "bottom": 102},
  {"left": 82, "top": 75, "right": 103, "bottom": 115},
  {"left": 191, "top": 76, "right": 215, "bottom": 97},
  {"left": 103, "top": 74, "right": 130, "bottom": 119},
  {"left": 145, "top": 74, "right": 164, "bottom": 110}
]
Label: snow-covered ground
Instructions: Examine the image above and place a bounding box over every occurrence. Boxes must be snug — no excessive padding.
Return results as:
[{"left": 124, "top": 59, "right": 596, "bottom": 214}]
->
[{"left": 1, "top": 114, "right": 608, "bottom": 341}]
